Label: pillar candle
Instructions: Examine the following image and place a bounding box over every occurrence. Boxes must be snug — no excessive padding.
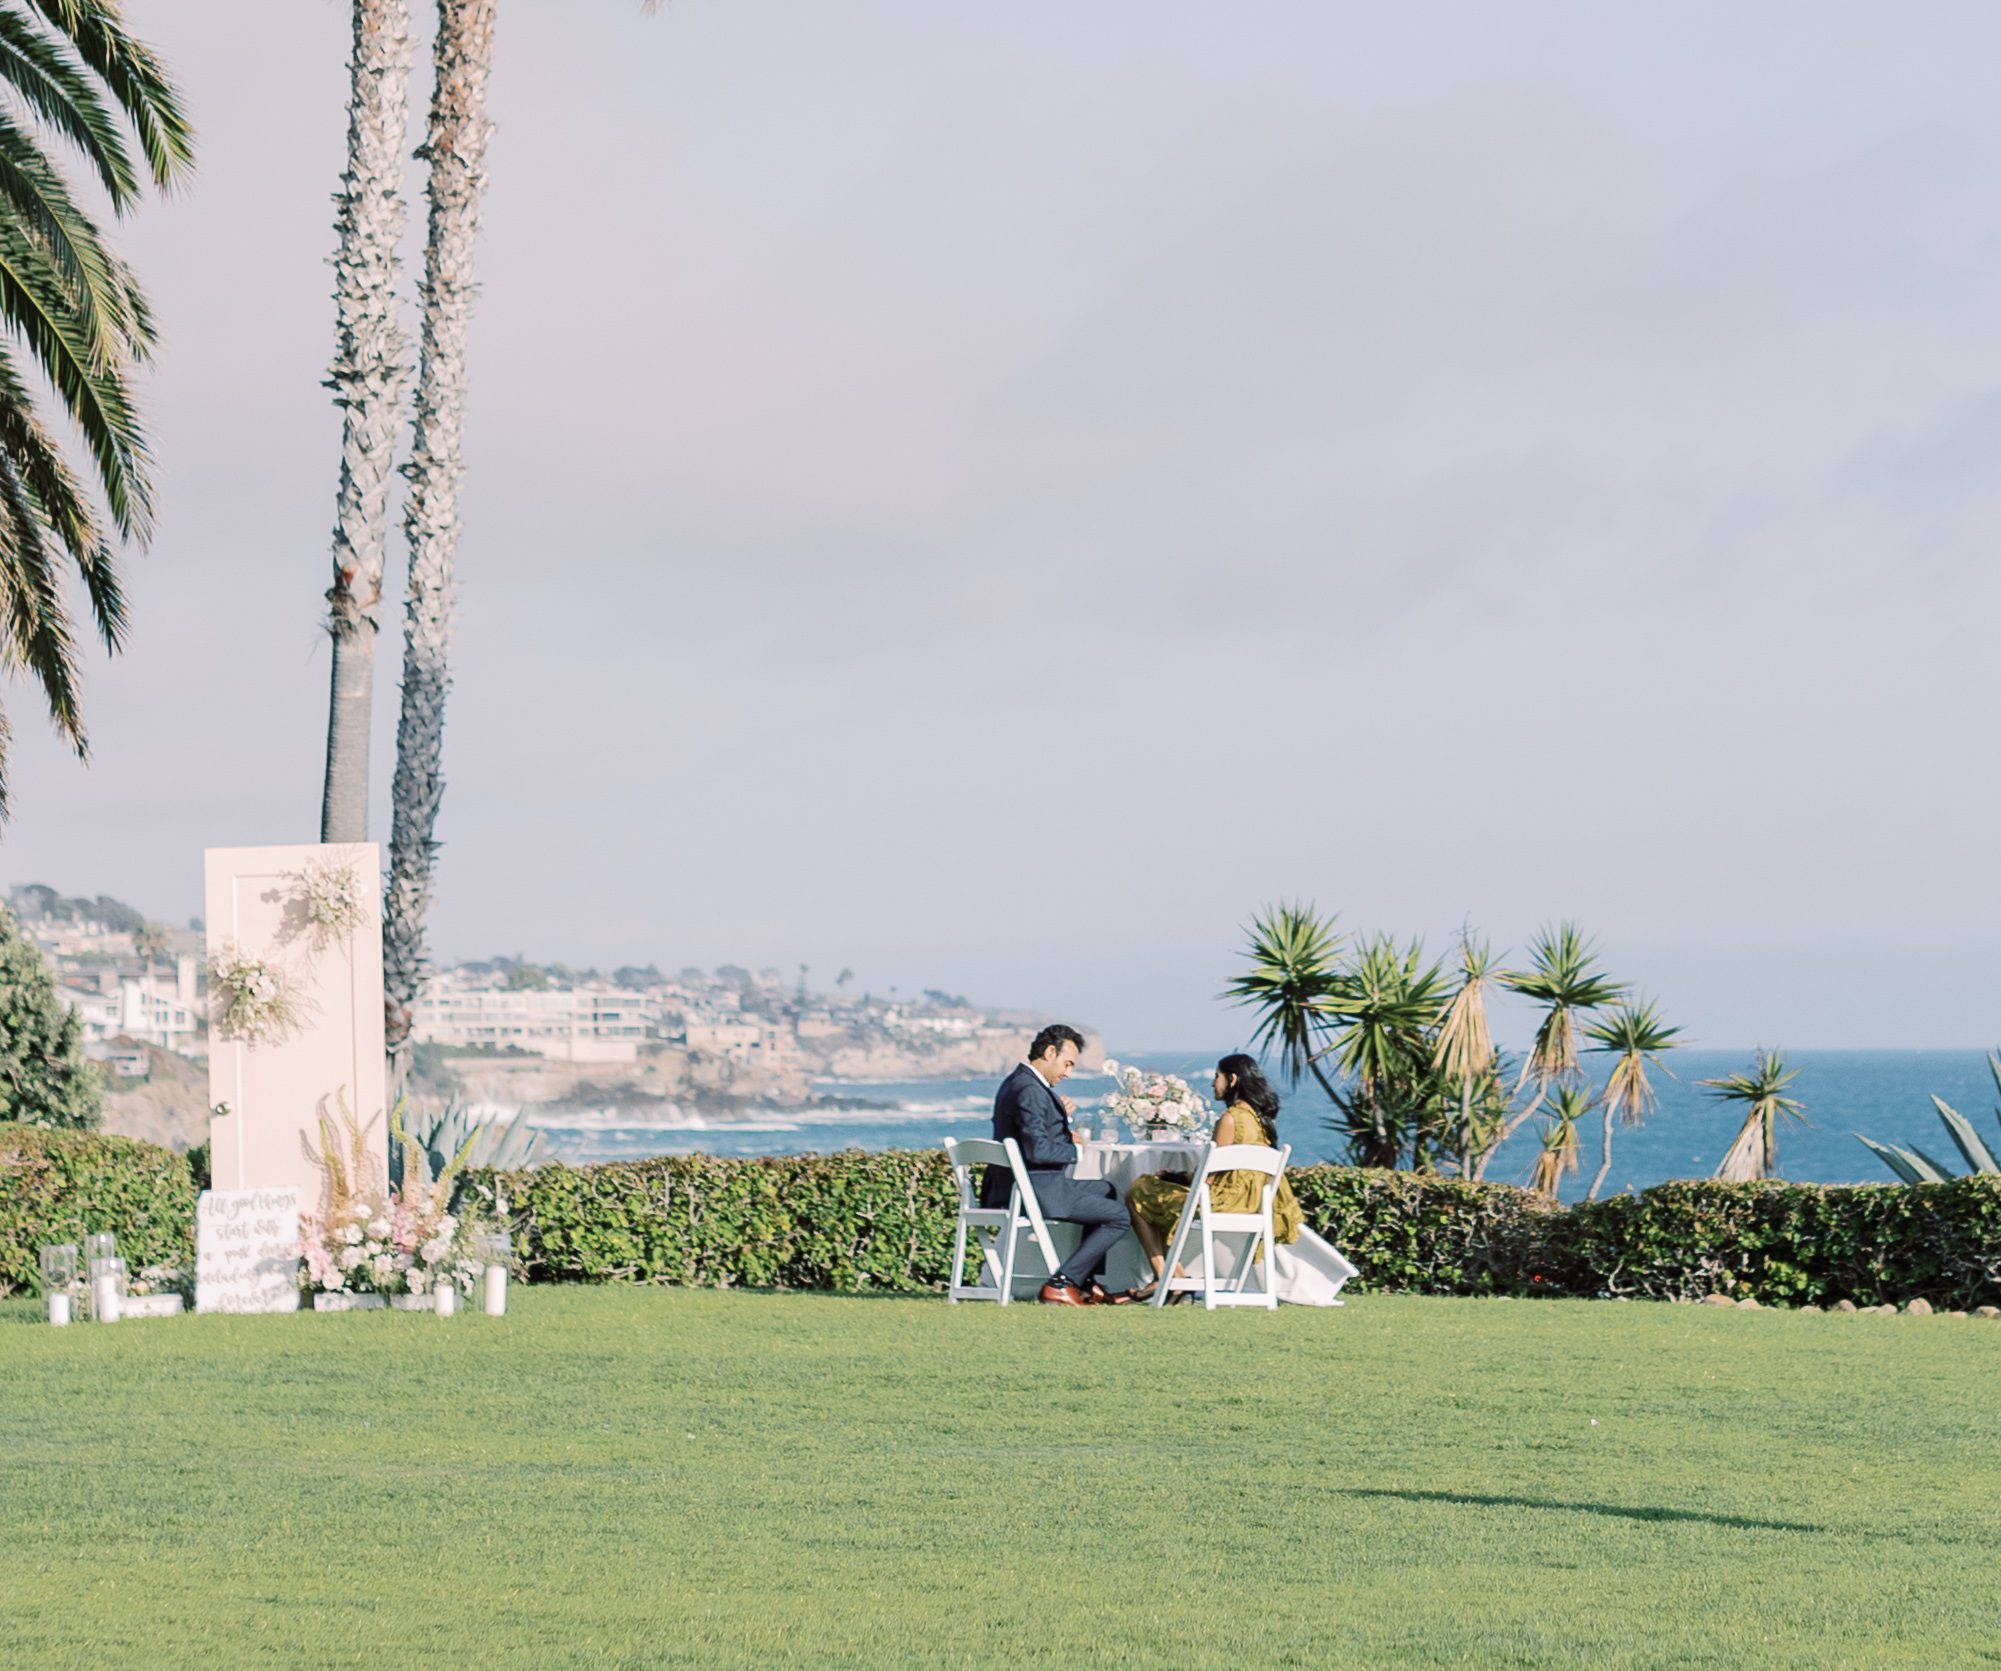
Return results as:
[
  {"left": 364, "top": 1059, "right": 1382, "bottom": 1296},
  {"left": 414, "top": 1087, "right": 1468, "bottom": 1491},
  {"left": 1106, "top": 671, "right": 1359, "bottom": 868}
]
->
[
  {"left": 433, "top": 1281, "right": 457, "bottom": 1317},
  {"left": 48, "top": 1292, "right": 71, "bottom": 1326},
  {"left": 483, "top": 1264, "right": 506, "bottom": 1317},
  {"left": 92, "top": 1275, "right": 120, "bottom": 1323}
]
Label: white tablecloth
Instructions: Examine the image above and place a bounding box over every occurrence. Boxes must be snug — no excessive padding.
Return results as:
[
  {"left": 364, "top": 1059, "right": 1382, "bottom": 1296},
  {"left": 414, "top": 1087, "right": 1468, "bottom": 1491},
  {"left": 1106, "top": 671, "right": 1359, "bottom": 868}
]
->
[{"left": 1070, "top": 1138, "right": 1357, "bottom": 1305}]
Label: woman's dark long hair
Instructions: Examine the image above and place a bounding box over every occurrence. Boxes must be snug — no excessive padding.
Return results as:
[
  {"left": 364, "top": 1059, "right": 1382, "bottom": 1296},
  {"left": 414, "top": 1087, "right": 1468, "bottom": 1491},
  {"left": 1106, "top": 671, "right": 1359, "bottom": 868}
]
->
[{"left": 1216, "top": 1053, "right": 1280, "bottom": 1142}]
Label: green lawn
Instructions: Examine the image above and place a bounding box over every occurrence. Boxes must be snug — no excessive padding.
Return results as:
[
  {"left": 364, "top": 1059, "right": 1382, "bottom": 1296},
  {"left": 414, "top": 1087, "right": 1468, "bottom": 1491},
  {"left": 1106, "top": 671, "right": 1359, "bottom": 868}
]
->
[{"left": 2, "top": 1288, "right": 1997, "bottom": 1668}]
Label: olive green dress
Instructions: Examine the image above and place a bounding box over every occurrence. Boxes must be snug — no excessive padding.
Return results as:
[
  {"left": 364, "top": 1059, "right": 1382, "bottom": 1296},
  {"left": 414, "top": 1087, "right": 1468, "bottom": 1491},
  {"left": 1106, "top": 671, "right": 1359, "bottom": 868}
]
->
[{"left": 1129, "top": 1103, "right": 1302, "bottom": 1247}]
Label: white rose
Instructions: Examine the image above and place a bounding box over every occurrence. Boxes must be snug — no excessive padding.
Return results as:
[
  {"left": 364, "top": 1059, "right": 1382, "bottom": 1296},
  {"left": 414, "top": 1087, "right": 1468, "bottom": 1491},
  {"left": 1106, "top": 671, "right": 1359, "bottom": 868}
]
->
[
  {"left": 340, "top": 1247, "right": 365, "bottom": 1270},
  {"left": 367, "top": 1217, "right": 392, "bottom": 1239},
  {"left": 341, "top": 1225, "right": 363, "bottom": 1245}
]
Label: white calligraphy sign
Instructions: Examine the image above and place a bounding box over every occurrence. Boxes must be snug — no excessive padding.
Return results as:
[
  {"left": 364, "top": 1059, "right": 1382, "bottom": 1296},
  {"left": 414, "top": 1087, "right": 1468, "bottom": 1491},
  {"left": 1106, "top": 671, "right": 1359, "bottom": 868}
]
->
[{"left": 195, "top": 1187, "right": 302, "bottom": 1315}]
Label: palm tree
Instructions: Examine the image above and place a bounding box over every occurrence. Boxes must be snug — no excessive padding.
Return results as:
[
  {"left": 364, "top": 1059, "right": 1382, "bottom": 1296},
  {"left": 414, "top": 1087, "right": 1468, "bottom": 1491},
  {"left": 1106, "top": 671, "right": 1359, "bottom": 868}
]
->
[
  {"left": 1325, "top": 935, "right": 1449, "bottom": 1168},
  {"left": 1475, "top": 923, "right": 1625, "bottom": 1178},
  {"left": 1530, "top": 1084, "right": 1591, "bottom": 1201},
  {"left": 319, "top": 0, "right": 414, "bottom": 843},
  {"left": 1225, "top": 903, "right": 1344, "bottom": 1102},
  {"left": 0, "top": 0, "right": 192, "bottom": 814},
  {"left": 1705, "top": 1048, "right": 1805, "bottom": 1182},
  {"left": 1582, "top": 998, "right": 1681, "bottom": 1200},
  {"left": 1433, "top": 932, "right": 1499, "bottom": 1174},
  {"left": 382, "top": 0, "right": 496, "bottom": 1088}
]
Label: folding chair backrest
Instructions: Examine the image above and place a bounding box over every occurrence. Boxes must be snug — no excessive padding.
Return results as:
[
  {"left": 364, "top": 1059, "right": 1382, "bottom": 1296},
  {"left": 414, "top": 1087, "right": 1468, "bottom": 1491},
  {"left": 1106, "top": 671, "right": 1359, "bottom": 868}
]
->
[
  {"left": 1000, "top": 1136, "right": 1062, "bottom": 1263},
  {"left": 943, "top": 1136, "right": 1009, "bottom": 1212}
]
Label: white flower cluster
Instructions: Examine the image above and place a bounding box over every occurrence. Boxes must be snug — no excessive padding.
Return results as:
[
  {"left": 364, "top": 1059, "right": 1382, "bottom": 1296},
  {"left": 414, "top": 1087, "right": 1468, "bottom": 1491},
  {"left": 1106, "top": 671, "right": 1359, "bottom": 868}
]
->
[
  {"left": 296, "top": 856, "right": 372, "bottom": 949},
  {"left": 207, "top": 944, "right": 302, "bottom": 1046},
  {"left": 1100, "top": 1060, "right": 1209, "bottom": 1138},
  {"left": 301, "top": 1193, "right": 484, "bottom": 1299}
]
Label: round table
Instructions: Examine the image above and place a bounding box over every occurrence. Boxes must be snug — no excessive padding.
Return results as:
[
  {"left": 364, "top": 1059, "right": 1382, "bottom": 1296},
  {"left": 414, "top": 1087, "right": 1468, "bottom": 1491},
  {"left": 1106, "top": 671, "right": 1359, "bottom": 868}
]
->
[{"left": 1072, "top": 1137, "right": 1207, "bottom": 1291}]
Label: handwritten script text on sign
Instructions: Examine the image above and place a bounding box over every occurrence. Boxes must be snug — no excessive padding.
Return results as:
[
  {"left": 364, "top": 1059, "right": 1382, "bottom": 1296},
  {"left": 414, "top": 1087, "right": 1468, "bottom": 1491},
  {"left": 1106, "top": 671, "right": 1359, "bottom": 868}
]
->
[{"left": 195, "top": 1187, "right": 302, "bottom": 1314}]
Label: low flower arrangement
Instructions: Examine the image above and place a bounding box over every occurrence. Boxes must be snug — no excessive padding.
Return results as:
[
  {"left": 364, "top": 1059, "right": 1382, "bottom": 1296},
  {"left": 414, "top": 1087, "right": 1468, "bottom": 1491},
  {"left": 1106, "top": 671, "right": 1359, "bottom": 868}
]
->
[
  {"left": 128, "top": 1262, "right": 191, "bottom": 1301},
  {"left": 298, "top": 1187, "right": 484, "bottom": 1300},
  {"left": 1101, "top": 1059, "right": 1209, "bottom": 1138},
  {"left": 297, "top": 1090, "right": 490, "bottom": 1303}
]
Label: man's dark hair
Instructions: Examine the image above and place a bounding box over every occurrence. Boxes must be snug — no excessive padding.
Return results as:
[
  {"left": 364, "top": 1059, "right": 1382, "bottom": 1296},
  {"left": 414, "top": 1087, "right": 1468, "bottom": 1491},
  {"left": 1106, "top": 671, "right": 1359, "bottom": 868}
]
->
[{"left": 1028, "top": 1023, "right": 1085, "bottom": 1063}]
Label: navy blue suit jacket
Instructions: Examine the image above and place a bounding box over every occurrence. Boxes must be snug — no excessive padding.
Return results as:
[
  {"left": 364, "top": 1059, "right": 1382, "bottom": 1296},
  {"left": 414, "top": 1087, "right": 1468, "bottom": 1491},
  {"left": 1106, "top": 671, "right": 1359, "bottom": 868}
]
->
[{"left": 980, "top": 1063, "right": 1077, "bottom": 1207}]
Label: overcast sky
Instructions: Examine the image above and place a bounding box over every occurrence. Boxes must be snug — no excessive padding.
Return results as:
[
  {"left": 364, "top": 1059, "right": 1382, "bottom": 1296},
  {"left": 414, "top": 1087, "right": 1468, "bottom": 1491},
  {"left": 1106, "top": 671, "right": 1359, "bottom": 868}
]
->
[{"left": 2, "top": 2, "right": 1998, "bottom": 1049}]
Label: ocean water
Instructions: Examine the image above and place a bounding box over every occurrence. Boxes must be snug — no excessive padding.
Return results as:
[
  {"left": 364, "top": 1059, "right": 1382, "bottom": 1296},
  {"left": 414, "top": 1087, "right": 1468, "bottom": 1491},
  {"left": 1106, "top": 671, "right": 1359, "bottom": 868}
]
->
[{"left": 525, "top": 1049, "right": 2001, "bottom": 1199}]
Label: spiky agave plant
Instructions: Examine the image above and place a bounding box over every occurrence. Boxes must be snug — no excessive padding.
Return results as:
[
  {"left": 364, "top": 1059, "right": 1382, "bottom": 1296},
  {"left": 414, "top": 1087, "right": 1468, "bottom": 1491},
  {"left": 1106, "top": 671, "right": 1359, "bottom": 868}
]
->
[
  {"left": 393, "top": 1099, "right": 549, "bottom": 1194},
  {"left": 1582, "top": 998, "right": 1681, "bottom": 1200},
  {"left": 1705, "top": 1048, "right": 1805, "bottom": 1182},
  {"left": 1855, "top": 1052, "right": 2001, "bottom": 1182}
]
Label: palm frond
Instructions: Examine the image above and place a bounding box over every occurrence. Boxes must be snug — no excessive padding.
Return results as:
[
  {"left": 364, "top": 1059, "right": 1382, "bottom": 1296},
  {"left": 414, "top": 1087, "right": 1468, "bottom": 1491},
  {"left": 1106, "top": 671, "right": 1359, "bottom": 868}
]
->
[
  {"left": 0, "top": 9, "right": 140, "bottom": 208},
  {"left": 1224, "top": 903, "right": 1343, "bottom": 1087},
  {"left": 22, "top": 0, "right": 194, "bottom": 193}
]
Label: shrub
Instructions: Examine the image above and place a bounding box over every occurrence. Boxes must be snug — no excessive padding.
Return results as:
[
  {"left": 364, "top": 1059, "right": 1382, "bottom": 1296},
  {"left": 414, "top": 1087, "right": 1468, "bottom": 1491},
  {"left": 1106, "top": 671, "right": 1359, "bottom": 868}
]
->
[
  {"left": 471, "top": 1154, "right": 2001, "bottom": 1310},
  {"left": 8, "top": 1136, "right": 1998, "bottom": 1309},
  {"left": 467, "top": 1152, "right": 962, "bottom": 1291},
  {"left": 0, "top": 1124, "right": 197, "bottom": 1294},
  {"left": 0, "top": 905, "right": 101, "bottom": 1129}
]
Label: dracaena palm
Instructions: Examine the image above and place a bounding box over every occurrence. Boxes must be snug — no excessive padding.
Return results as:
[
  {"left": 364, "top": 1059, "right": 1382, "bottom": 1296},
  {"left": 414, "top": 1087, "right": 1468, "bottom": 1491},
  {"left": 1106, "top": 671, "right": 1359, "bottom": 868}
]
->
[
  {"left": 0, "top": 0, "right": 191, "bottom": 814},
  {"left": 1475, "top": 923, "right": 1625, "bottom": 1177},
  {"left": 1225, "top": 903, "right": 1344, "bottom": 1101},
  {"left": 1529, "top": 1083, "right": 1591, "bottom": 1200},
  {"left": 1326, "top": 935, "right": 1450, "bottom": 1168},
  {"left": 1582, "top": 997, "right": 1681, "bottom": 1200},
  {"left": 1705, "top": 1047, "right": 1805, "bottom": 1183},
  {"left": 1432, "top": 931, "right": 1498, "bottom": 1174}
]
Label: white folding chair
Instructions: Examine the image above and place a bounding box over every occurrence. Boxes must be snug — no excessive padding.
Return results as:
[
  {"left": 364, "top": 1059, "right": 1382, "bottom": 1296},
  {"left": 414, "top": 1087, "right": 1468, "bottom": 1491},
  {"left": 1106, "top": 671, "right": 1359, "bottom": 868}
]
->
[
  {"left": 942, "top": 1137, "right": 1067, "bottom": 1304},
  {"left": 1149, "top": 1143, "right": 1293, "bottom": 1311}
]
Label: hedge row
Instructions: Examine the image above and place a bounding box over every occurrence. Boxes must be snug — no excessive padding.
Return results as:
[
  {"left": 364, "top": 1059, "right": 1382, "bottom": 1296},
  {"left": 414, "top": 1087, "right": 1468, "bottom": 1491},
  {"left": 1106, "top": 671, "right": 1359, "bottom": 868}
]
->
[
  {"left": 468, "top": 1153, "right": 2001, "bottom": 1311},
  {"left": 0, "top": 1124, "right": 198, "bottom": 1294},
  {"left": 6, "top": 1123, "right": 1999, "bottom": 1309}
]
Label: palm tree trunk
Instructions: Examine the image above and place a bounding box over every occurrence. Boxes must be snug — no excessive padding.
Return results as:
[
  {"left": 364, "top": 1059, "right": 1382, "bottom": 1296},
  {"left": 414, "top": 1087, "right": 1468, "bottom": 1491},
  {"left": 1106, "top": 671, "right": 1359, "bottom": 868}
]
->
[
  {"left": 383, "top": 0, "right": 496, "bottom": 1091},
  {"left": 321, "top": 0, "right": 414, "bottom": 844},
  {"left": 1587, "top": 1102, "right": 1616, "bottom": 1200},
  {"left": 1474, "top": 1083, "right": 1548, "bottom": 1181}
]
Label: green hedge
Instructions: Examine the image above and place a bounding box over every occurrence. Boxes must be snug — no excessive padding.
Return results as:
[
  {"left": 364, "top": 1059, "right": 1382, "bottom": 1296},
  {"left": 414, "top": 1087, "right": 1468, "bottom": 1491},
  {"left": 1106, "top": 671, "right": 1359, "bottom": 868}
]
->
[
  {"left": 464, "top": 1152, "right": 961, "bottom": 1292},
  {"left": 0, "top": 1124, "right": 198, "bottom": 1294},
  {"left": 470, "top": 1154, "right": 2001, "bottom": 1310},
  {"left": 6, "top": 1124, "right": 1998, "bottom": 1309}
]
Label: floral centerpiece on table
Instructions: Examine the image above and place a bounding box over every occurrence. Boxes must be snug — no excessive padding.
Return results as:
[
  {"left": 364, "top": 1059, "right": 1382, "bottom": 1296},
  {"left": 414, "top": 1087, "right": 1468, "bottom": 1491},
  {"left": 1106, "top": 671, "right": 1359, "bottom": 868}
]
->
[{"left": 1101, "top": 1059, "right": 1209, "bottom": 1139}]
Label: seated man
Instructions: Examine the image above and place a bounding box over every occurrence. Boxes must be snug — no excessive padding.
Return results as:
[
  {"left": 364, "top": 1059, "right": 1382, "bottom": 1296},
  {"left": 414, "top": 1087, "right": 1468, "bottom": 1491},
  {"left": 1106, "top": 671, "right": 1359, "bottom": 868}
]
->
[{"left": 982, "top": 1023, "right": 1133, "bottom": 1306}]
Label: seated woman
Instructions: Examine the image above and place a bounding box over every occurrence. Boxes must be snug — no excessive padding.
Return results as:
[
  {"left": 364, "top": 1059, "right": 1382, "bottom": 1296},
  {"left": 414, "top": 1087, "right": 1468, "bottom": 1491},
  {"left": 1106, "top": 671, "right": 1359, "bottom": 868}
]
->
[{"left": 1127, "top": 1054, "right": 1302, "bottom": 1301}]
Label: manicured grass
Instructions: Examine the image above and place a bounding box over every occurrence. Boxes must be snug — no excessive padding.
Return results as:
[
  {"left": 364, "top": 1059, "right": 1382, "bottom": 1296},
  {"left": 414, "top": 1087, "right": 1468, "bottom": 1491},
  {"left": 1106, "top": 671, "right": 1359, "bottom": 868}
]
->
[{"left": 2, "top": 1288, "right": 1997, "bottom": 1668}]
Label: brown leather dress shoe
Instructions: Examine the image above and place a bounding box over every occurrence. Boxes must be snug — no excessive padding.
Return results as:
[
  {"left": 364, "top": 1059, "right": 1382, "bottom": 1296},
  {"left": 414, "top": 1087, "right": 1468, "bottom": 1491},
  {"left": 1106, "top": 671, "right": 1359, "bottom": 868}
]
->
[
  {"left": 1088, "top": 1283, "right": 1136, "bottom": 1306},
  {"left": 1038, "top": 1280, "right": 1094, "bottom": 1306}
]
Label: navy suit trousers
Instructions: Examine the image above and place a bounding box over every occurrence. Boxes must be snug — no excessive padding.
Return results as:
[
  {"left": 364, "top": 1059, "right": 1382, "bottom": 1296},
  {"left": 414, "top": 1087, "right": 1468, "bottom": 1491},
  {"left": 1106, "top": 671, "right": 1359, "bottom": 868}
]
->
[{"left": 1031, "top": 1172, "right": 1131, "bottom": 1289}]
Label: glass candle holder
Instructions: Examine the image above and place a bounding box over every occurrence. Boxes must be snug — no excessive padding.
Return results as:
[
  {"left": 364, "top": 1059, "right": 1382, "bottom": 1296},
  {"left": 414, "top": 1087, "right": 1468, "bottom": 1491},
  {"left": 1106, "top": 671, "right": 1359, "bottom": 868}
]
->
[
  {"left": 84, "top": 1231, "right": 116, "bottom": 1269},
  {"left": 91, "top": 1256, "right": 126, "bottom": 1324},
  {"left": 478, "top": 1231, "right": 511, "bottom": 1316},
  {"left": 40, "top": 1244, "right": 77, "bottom": 1326}
]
